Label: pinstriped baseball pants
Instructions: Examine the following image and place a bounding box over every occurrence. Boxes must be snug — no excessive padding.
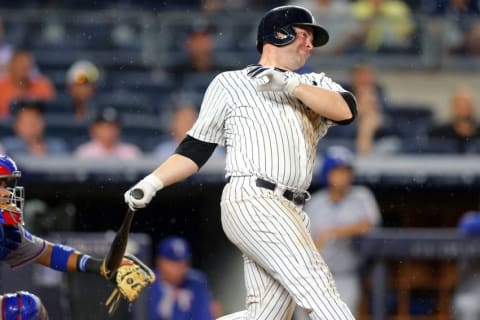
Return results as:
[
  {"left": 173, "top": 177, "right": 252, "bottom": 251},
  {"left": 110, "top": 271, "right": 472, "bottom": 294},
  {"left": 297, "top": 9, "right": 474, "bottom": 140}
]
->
[{"left": 218, "top": 177, "right": 355, "bottom": 320}]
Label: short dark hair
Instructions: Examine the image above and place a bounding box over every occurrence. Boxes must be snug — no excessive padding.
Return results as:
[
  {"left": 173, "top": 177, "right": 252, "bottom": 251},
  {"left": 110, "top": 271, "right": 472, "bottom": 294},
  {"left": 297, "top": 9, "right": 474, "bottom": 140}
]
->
[{"left": 10, "top": 100, "right": 45, "bottom": 116}]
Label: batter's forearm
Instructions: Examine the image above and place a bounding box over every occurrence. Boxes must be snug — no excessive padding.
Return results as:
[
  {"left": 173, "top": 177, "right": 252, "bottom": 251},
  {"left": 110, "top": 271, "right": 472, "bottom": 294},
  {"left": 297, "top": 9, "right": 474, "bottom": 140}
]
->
[
  {"left": 294, "top": 84, "right": 353, "bottom": 121},
  {"left": 151, "top": 154, "right": 199, "bottom": 188}
]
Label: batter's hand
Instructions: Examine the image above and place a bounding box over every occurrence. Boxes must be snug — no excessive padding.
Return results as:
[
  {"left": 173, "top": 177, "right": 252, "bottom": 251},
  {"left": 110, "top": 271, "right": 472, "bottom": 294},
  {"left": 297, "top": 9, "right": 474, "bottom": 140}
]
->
[
  {"left": 247, "top": 66, "right": 300, "bottom": 95},
  {"left": 124, "top": 174, "right": 164, "bottom": 211}
]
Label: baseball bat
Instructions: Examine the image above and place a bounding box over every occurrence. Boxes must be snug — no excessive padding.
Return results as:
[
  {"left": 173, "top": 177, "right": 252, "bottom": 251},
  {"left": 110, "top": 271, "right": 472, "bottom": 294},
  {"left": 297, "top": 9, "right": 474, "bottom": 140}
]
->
[{"left": 104, "top": 188, "right": 144, "bottom": 276}]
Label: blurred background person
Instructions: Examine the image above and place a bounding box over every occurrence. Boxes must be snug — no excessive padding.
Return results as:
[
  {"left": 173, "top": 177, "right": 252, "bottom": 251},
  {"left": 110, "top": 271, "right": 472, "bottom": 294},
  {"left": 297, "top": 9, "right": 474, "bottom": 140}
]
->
[
  {"left": 0, "top": 49, "right": 56, "bottom": 118},
  {"left": 74, "top": 107, "right": 142, "bottom": 159},
  {"left": 424, "top": 0, "right": 480, "bottom": 56},
  {"left": 334, "top": 63, "right": 386, "bottom": 156},
  {"left": 150, "top": 236, "right": 213, "bottom": 320},
  {"left": 166, "top": 19, "right": 230, "bottom": 89},
  {"left": 0, "top": 17, "right": 13, "bottom": 76},
  {"left": 301, "top": 146, "right": 381, "bottom": 318},
  {"left": 343, "top": 63, "right": 389, "bottom": 111},
  {"left": 153, "top": 103, "right": 198, "bottom": 160},
  {"left": 428, "top": 86, "right": 480, "bottom": 153},
  {"left": 1, "top": 100, "right": 68, "bottom": 157},
  {"left": 65, "top": 60, "right": 100, "bottom": 122},
  {"left": 452, "top": 209, "right": 480, "bottom": 320},
  {"left": 346, "top": 64, "right": 386, "bottom": 156},
  {"left": 352, "top": 0, "right": 416, "bottom": 53},
  {"left": 354, "top": 81, "right": 383, "bottom": 156},
  {"left": 152, "top": 102, "right": 224, "bottom": 162}
]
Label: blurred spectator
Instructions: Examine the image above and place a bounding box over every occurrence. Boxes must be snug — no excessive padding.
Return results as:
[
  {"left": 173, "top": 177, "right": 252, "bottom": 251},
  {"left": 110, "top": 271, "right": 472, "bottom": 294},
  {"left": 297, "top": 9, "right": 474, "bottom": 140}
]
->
[
  {"left": 167, "top": 19, "right": 230, "bottom": 87},
  {"left": 0, "top": 49, "right": 56, "bottom": 118},
  {"left": 65, "top": 60, "right": 100, "bottom": 122},
  {"left": 302, "top": 146, "right": 381, "bottom": 317},
  {"left": 150, "top": 236, "right": 213, "bottom": 320},
  {"left": 352, "top": 0, "right": 416, "bottom": 53},
  {"left": 343, "top": 63, "right": 388, "bottom": 110},
  {"left": 0, "top": 17, "right": 13, "bottom": 76},
  {"left": 153, "top": 104, "right": 199, "bottom": 159},
  {"left": 341, "top": 64, "right": 386, "bottom": 156},
  {"left": 287, "top": 0, "right": 359, "bottom": 54},
  {"left": 1, "top": 100, "right": 68, "bottom": 157},
  {"left": 153, "top": 103, "right": 224, "bottom": 161},
  {"left": 74, "top": 107, "right": 142, "bottom": 159},
  {"left": 355, "top": 83, "right": 382, "bottom": 156},
  {"left": 428, "top": 87, "right": 479, "bottom": 153},
  {"left": 425, "top": 0, "right": 480, "bottom": 56},
  {"left": 452, "top": 210, "right": 480, "bottom": 320}
]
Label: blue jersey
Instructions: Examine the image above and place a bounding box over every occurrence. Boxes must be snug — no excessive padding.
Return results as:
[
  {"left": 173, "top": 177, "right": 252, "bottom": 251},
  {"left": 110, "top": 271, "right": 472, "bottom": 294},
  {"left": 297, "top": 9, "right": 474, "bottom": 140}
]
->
[{"left": 149, "top": 268, "right": 212, "bottom": 320}]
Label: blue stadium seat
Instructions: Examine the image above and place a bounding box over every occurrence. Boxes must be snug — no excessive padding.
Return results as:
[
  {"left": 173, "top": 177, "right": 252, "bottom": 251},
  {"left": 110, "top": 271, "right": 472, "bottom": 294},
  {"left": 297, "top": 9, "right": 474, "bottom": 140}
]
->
[
  {"left": 44, "top": 115, "right": 90, "bottom": 149},
  {"left": 96, "top": 90, "right": 156, "bottom": 115},
  {"left": 383, "top": 105, "right": 434, "bottom": 138},
  {"left": 121, "top": 115, "right": 165, "bottom": 152},
  {"left": 317, "top": 138, "right": 356, "bottom": 155},
  {"left": 399, "top": 137, "right": 458, "bottom": 154}
]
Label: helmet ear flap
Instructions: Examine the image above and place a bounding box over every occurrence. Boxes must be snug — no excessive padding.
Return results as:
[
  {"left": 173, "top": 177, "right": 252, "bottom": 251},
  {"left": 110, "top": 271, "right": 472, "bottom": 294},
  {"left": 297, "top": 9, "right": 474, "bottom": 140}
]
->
[
  {"left": 272, "top": 25, "right": 296, "bottom": 44},
  {"left": 261, "top": 25, "right": 296, "bottom": 51}
]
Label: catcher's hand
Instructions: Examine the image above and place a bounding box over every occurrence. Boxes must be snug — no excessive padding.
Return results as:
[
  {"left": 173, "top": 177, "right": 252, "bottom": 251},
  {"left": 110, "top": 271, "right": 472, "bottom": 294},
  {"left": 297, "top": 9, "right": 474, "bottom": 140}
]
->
[{"left": 104, "top": 254, "right": 156, "bottom": 315}]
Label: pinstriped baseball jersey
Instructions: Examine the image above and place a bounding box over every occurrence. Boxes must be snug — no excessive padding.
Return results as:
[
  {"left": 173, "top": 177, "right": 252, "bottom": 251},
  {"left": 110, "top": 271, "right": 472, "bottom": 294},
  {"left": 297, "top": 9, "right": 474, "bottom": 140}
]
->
[
  {"left": 189, "top": 64, "right": 355, "bottom": 320},
  {"left": 188, "top": 65, "right": 348, "bottom": 192}
]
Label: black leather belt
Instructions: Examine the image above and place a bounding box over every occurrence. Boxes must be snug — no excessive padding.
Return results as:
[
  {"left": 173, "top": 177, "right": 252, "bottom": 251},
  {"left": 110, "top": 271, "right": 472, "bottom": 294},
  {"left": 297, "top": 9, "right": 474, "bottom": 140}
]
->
[{"left": 226, "top": 177, "right": 308, "bottom": 206}]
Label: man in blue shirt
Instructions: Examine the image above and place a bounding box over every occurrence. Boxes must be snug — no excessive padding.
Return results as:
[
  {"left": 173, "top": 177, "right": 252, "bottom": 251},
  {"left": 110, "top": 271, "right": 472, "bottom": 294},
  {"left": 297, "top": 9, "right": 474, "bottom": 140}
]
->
[{"left": 150, "top": 236, "right": 213, "bottom": 320}]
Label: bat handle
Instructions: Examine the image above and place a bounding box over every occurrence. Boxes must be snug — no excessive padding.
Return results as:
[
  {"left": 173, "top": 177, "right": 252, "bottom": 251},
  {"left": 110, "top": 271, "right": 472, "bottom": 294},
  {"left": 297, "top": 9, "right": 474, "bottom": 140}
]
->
[{"left": 130, "top": 188, "right": 144, "bottom": 200}]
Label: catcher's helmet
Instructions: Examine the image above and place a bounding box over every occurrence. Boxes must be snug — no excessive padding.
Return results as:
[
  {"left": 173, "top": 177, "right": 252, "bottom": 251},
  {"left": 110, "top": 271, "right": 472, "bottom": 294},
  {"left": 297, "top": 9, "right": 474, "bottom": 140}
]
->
[
  {"left": 256, "top": 5, "right": 329, "bottom": 53},
  {"left": 0, "top": 155, "right": 21, "bottom": 179},
  {"left": 319, "top": 146, "right": 354, "bottom": 186},
  {"left": 0, "top": 155, "right": 24, "bottom": 222}
]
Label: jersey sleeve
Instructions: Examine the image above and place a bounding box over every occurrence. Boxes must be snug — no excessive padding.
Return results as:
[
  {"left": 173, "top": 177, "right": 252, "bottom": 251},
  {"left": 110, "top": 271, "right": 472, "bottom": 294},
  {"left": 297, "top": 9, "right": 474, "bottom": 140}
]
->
[
  {"left": 308, "top": 72, "right": 356, "bottom": 126},
  {"left": 188, "top": 74, "right": 230, "bottom": 146},
  {"left": 3, "top": 225, "right": 47, "bottom": 269},
  {"left": 312, "top": 72, "right": 347, "bottom": 92}
]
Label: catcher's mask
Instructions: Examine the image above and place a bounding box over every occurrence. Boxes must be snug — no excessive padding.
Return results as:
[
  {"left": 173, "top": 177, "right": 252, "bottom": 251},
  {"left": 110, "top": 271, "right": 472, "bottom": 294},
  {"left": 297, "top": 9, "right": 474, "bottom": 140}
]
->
[
  {"left": 0, "top": 155, "right": 24, "bottom": 224},
  {"left": 256, "top": 5, "right": 329, "bottom": 53}
]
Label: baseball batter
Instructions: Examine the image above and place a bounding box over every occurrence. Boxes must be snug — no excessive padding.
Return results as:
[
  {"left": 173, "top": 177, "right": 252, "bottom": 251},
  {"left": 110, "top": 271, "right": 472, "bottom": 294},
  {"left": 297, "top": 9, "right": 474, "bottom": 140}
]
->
[{"left": 125, "top": 5, "right": 357, "bottom": 320}]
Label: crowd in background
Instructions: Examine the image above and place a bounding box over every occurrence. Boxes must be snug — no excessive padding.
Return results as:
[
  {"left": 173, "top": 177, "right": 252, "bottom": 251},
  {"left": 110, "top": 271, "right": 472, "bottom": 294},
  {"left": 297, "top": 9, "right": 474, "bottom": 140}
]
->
[
  {"left": 0, "top": 0, "right": 478, "bottom": 161},
  {"left": 0, "top": 1, "right": 479, "bottom": 319}
]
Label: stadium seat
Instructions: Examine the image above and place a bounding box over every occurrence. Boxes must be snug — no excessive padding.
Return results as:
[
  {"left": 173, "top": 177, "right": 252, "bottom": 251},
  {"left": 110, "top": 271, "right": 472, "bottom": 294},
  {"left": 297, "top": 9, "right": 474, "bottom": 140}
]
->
[
  {"left": 399, "top": 137, "right": 458, "bottom": 154},
  {"left": 383, "top": 105, "right": 434, "bottom": 138},
  {"left": 96, "top": 90, "right": 156, "bottom": 115}
]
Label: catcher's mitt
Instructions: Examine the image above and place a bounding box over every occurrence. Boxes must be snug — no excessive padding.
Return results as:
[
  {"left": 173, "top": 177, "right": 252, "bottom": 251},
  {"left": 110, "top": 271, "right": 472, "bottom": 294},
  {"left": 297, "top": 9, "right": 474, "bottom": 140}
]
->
[{"left": 104, "top": 254, "right": 156, "bottom": 315}]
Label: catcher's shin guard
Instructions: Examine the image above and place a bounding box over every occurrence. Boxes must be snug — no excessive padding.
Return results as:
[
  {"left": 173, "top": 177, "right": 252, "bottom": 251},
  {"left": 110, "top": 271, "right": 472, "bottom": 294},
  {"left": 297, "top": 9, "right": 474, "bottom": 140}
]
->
[
  {"left": 104, "top": 254, "right": 155, "bottom": 315},
  {"left": 1, "top": 291, "right": 48, "bottom": 320}
]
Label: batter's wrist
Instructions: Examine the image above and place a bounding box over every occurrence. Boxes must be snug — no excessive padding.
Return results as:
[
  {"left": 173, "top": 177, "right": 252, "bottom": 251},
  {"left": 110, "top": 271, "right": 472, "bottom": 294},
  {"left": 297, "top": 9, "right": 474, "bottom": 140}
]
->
[
  {"left": 285, "top": 78, "right": 301, "bottom": 96},
  {"left": 143, "top": 174, "right": 164, "bottom": 191}
]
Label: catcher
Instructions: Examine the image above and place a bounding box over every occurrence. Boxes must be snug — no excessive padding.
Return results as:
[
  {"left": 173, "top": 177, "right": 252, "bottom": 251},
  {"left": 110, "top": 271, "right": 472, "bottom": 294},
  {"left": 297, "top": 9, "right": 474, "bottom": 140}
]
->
[{"left": 0, "top": 155, "right": 155, "bottom": 319}]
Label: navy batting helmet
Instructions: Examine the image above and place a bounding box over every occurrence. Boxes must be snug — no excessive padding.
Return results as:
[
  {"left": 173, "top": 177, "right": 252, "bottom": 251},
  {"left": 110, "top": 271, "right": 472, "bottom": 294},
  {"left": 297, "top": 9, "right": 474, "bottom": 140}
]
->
[
  {"left": 256, "top": 5, "right": 329, "bottom": 53},
  {"left": 319, "top": 146, "right": 354, "bottom": 186}
]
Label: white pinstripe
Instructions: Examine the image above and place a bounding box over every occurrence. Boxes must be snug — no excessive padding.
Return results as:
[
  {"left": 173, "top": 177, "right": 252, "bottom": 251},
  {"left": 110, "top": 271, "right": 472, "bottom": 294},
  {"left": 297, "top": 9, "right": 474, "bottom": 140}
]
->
[
  {"left": 218, "top": 177, "right": 354, "bottom": 320},
  {"left": 189, "top": 66, "right": 355, "bottom": 319}
]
